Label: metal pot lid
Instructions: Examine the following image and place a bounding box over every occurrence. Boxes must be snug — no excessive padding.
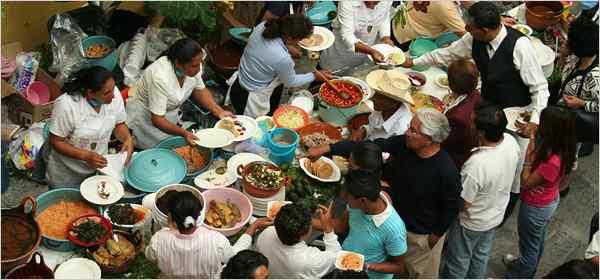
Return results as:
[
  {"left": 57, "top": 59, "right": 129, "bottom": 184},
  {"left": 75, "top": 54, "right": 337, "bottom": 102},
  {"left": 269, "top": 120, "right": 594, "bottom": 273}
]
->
[{"left": 125, "top": 148, "right": 187, "bottom": 193}]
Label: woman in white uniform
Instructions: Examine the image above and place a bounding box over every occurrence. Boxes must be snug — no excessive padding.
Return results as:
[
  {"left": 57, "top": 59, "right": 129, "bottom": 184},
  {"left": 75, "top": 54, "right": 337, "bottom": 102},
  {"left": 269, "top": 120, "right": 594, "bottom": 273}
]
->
[
  {"left": 230, "top": 14, "right": 332, "bottom": 117},
  {"left": 45, "top": 66, "right": 133, "bottom": 187},
  {"left": 127, "top": 38, "right": 233, "bottom": 149},
  {"left": 320, "top": 1, "right": 395, "bottom": 70}
]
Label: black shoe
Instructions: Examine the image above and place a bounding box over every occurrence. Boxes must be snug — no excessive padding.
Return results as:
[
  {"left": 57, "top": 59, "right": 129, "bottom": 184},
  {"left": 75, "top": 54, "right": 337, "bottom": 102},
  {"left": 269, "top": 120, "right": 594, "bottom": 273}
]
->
[{"left": 579, "top": 142, "right": 594, "bottom": 157}]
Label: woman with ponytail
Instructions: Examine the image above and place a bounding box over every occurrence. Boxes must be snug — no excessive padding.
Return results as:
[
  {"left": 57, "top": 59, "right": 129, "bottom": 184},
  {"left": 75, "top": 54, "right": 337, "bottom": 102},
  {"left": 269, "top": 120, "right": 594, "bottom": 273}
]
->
[
  {"left": 126, "top": 38, "right": 234, "bottom": 149},
  {"left": 230, "top": 14, "right": 332, "bottom": 117},
  {"left": 44, "top": 66, "right": 133, "bottom": 187},
  {"left": 145, "top": 191, "right": 273, "bottom": 278}
]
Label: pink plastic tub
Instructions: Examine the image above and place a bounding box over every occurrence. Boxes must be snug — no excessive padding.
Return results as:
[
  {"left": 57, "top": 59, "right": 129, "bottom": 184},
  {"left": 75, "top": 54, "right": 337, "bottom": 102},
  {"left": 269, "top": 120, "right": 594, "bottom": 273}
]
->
[
  {"left": 25, "top": 81, "right": 50, "bottom": 105},
  {"left": 201, "top": 188, "right": 253, "bottom": 236}
]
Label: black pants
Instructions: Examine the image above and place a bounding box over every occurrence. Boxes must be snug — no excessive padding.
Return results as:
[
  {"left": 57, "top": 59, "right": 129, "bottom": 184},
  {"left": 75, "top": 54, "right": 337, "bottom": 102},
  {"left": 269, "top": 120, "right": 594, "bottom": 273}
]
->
[{"left": 229, "top": 79, "right": 284, "bottom": 116}]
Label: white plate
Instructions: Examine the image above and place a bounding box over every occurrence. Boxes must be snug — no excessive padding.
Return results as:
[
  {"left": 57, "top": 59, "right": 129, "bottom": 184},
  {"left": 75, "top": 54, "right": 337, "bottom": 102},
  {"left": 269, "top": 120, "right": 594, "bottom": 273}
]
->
[
  {"left": 338, "top": 76, "right": 374, "bottom": 101},
  {"left": 227, "top": 153, "right": 266, "bottom": 179},
  {"left": 298, "top": 26, "right": 335, "bottom": 52},
  {"left": 214, "top": 115, "right": 258, "bottom": 142},
  {"left": 435, "top": 74, "right": 449, "bottom": 89},
  {"left": 368, "top": 44, "right": 406, "bottom": 66},
  {"left": 266, "top": 201, "right": 292, "bottom": 218},
  {"left": 513, "top": 24, "right": 533, "bottom": 36},
  {"left": 80, "top": 175, "right": 124, "bottom": 205},
  {"left": 194, "top": 128, "right": 235, "bottom": 148},
  {"left": 195, "top": 168, "right": 238, "bottom": 189},
  {"left": 335, "top": 251, "right": 365, "bottom": 272},
  {"left": 54, "top": 258, "right": 101, "bottom": 279},
  {"left": 299, "top": 157, "right": 341, "bottom": 183},
  {"left": 504, "top": 107, "right": 531, "bottom": 132}
]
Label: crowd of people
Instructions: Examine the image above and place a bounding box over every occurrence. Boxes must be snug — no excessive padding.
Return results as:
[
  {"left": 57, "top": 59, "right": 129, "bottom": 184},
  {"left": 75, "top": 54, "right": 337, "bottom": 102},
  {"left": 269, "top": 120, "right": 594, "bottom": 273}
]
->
[{"left": 38, "top": 0, "right": 598, "bottom": 278}]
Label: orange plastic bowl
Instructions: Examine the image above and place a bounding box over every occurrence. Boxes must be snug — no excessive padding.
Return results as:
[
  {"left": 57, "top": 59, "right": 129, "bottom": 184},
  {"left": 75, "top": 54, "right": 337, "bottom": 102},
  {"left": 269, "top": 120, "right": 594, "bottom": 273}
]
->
[{"left": 272, "top": 105, "right": 309, "bottom": 131}]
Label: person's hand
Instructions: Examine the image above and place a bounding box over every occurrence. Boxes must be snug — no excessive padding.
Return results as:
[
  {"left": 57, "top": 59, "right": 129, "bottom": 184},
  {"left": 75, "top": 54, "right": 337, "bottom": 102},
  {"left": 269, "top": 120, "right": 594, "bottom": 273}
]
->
[
  {"left": 525, "top": 132, "right": 537, "bottom": 163},
  {"left": 317, "top": 201, "right": 334, "bottom": 233},
  {"left": 314, "top": 70, "right": 334, "bottom": 82},
  {"left": 350, "top": 127, "right": 366, "bottom": 141},
  {"left": 516, "top": 121, "right": 538, "bottom": 139},
  {"left": 370, "top": 49, "right": 385, "bottom": 64},
  {"left": 183, "top": 131, "right": 199, "bottom": 146},
  {"left": 246, "top": 217, "right": 274, "bottom": 236},
  {"left": 501, "top": 15, "right": 517, "bottom": 27},
  {"left": 217, "top": 110, "right": 236, "bottom": 120},
  {"left": 400, "top": 56, "right": 414, "bottom": 68},
  {"left": 381, "top": 36, "right": 395, "bottom": 46},
  {"left": 563, "top": 95, "right": 586, "bottom": 109},
  {"left": 427, "top": 233, "right": 441, "bottom": 249},
  {"left": 307, "top": 144, "right": 331, "bottom": 161},
  {"left": 121, "top": 137, "right": 134, "bottom": 165},
  {"left": 83, "top": 150, "right": 108, "bottom": 169}
]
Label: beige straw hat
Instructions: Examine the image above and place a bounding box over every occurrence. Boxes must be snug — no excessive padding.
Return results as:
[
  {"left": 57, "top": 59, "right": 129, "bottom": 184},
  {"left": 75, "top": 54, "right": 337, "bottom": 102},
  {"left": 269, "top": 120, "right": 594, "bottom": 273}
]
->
[{"left": 365, "top": 69, "right": 414, "bottom": 105}]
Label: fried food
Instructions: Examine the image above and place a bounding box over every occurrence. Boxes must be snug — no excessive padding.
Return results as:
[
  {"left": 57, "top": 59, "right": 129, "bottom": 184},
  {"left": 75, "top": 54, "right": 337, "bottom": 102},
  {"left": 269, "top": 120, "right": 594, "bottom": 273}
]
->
[
  {"left": 218, "top": 118, "right": 245, "bottom": 138},
  {"left": 204, "top": 200, "right": 242, "bottom": 229},
  {"left": 92, "top": 234, "right": 136, "bottom": 268},
  {"left": 85, "top": 44, "right": 112, "bottom": 58},
  {"left": 304, "top": 159, "right": 334, "bottom": 179},
  {"left": 173, "top": 145, "right": 206, "bottom": 173},
  {"left": 340, "top": 253, "right": 362, "bottom": 271},
  {"left": 519, "top": 111, "right": 532, "bottom": 122}
]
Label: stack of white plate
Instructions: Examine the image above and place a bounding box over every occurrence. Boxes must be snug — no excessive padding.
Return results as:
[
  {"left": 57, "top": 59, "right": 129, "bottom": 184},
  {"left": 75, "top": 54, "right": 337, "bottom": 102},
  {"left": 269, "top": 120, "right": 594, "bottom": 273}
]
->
[{"left": 243, "top": 187, "right": 286, "bottom": 217}]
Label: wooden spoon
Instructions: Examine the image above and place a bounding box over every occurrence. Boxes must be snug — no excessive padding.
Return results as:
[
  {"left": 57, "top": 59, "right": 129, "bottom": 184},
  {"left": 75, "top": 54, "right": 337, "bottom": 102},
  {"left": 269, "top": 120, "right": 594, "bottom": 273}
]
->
[{"left": 316, "top": 70, "right": 350, "bottom": 100}]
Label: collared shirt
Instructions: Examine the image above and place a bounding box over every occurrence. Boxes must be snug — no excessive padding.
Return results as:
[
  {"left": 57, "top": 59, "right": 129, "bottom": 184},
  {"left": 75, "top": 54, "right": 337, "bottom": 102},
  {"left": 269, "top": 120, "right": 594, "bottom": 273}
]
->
[
  {"left": 414, "top": 26, "right": 549, "bottom": 124},
  {"left": 145, "top": 226, "right": 252, "bottom": 279},
  {"left": 343, "top": 192, "right": 407, "bottom": 279},
  {"left": 255, "top": 226, "right": 341, "bottom": 279},
  {"left": 238, "top": 21, "right": 315, "bottom": 92},
  {"left": 364, "top": 104, "right": 412, "bottom": 140},
  {"left": 459, "top": 134, "right": 521, "bottom": 231},
  {"left": 393, "top": 1, "right": 465, "bottom": 44}
]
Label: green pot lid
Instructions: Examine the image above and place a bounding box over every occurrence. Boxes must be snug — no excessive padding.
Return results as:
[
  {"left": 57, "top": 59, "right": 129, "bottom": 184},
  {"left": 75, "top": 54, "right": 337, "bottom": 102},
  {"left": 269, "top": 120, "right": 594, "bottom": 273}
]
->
[
  {"left": 307, "top": 1, "right": 336, "bottom": 25},
  {"left": 409, "top": 38, "right": 438, "bottom": 57},
  {"left": 228, "top": 27, "right": 252, "bottom": 43},
  {"left": 125, "top": 148, "right": 187, "bottom": 193}
]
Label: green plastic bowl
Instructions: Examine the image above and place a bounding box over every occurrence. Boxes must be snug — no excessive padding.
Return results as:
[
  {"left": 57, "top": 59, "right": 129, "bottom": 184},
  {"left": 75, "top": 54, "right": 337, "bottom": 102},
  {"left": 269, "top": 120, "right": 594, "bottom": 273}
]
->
[{"left": 409, "top": 38, "right": 438, "bottom": 57}]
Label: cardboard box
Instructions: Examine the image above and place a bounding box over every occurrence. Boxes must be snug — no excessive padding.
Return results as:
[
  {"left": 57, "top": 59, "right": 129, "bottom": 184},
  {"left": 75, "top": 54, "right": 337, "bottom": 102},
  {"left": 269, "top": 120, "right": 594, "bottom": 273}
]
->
[{"left": 2, "top": 42, "right": 61, "bottom": 127}]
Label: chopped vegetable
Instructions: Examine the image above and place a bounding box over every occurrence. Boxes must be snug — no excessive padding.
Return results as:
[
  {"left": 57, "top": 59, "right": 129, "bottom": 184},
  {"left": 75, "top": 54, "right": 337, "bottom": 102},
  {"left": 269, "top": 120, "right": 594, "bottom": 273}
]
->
[{"left": 71, "top": 217, "right": 107, "bottom": 243}]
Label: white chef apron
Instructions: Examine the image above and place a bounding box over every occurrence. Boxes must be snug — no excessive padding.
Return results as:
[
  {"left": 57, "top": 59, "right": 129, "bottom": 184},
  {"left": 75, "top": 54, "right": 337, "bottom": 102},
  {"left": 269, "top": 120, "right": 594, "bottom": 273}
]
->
[
  {"left": 126, "top": 97, "right": 184, "bottom": 150},
  {"left": 226, "top": 71, "right": 283, "bottom": 118}
]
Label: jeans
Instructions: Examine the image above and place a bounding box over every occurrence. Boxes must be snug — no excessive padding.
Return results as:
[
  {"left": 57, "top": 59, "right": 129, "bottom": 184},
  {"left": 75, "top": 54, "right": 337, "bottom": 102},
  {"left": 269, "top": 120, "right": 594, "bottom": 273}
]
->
[
  {"left": 506, "top": 199, "right": 559, "bottom": 278},
  {"left": 441, "top": 220, "right": 496, "bottom": 279}
]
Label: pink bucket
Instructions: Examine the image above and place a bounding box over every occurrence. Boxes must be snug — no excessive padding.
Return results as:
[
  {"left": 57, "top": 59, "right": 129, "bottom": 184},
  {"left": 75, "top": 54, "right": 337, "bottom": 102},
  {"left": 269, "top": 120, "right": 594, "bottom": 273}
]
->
[{"left": 25, "top": 81, "right": 50, "bottom": 105}]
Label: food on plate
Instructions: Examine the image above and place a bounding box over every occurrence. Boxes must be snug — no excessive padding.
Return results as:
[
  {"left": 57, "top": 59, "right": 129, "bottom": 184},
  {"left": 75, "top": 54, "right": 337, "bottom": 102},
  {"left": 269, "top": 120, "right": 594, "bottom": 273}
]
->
[
  {"left": 303, "top": 132, "right": 336, "bottom": 148},
  {"left": 173, "top": 145, "right": 207, "bottom": 173},
  {"left": 36, "top": 200, "right": 97, "bottom": 240},
  {"left": 92, "top": 233, "right": 136, "bottom": 267},
  {"left": 514, "top": 25, "right": 530, "bottom": 35},
  {"left": 204, "top": 200, "right": 242, "bottom": 228},
  {"left": 385, "top": 52, "right": 404, "bottom": 65},
  {"left": 69, "top": 216, "right": 108, "bottom": 243},
  {"left": 410, "top": 92, "right": 445, "bottom": 113},
  {"left": 299, "top": 33, "right": 324, "bottom": 47},
  {"left": 320, "top": 81, "right": 363, "bottom": 108},
  {"left": 107, "top": 204, "right": 145, "bottom": 225},
  {"left": 275, "top": 110, "right": 306, "bottom": 130},
  {"left": 246, "top": 163, "right": 286, "bottom": 191},
  {"left": 519, "top": 111, "right": 532, "bottom": 123},
  {"left": 85, "top": 44, "right": 112, "bottom": 58},
  {"left": 218, "top": 117, "right": 246, "bottom": 138},
  {"left": 304, "top": 158, "right": 334, "bottom": 179},
  {"left": 407, "top": 72, "right": 426, "bottom": 87},
  {"left": 437, "top": 76, "right": 449, "bottom": 87},
  {"left": 155, "top": 190, "right": 178, "bottom": 215},
  {"left": 332, "top": 156, "right": 349, "bottom": 176},
  {"left": 340, "top": 253, "right": 363, "bottom": 271},
  {"left": 97, "top": 181, "right": 110, "bottom": 199},
  {"left": 267, "top": 201, "right": 290, "bottom": 218},
  {"left": 200, "top": 167, "right": 233, "bottom": 187}
]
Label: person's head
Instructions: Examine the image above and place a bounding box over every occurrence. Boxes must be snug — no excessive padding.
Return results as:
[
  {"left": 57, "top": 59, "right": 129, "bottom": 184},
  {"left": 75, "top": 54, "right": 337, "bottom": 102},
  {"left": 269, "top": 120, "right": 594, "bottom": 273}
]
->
[
  {"left": 349, "top": 142, "right": 383, "bottom": 173},
  {"left": 544, "top": 259, "right": 598, "bottom": 279},
  {"left": 166, "top": 38, "right": 204, "bottom": 78},
  {"left": 263, "top": 14, "right": 313, "bottom": 45},
  {"left": 464, "top": 2, "right": 502, "bottom": 42},
  {"left": 167, "top": 191, "right": 203, "bottom": 233},
  {"left": 567, "top": 16, "right": 599, "bottom": 58},
  {"left": 340, "top": 170, "right": 381, "bottom": 211},
  {"left": 363, "top": 1, "right": 380, "bottom": 9},
  {"left": 534, "top": 106, "right": 577, "bottom": 175},
  {"left": 62, "top": 66, "right": 115, "bottom": 105},
  {"left": 323, "top": 268, "right": 370, "bottom": 279},
  {"left": 472, "top": 101, "right": 507, "bottom": 143},
  {"left": 406, "top": 108, "right": 450, "bottom": 151},
  {"left": 221, "top": 250, "right": 269, "bottom": 279},
  {"left": 274, "top": 204, "right": 312, "bottom": 246},
  {"left": 372, "top": 93, "right": 402, "bottom": 113},
  {"left": 448, "top": 59, "right": 479, "bottom": 96}
]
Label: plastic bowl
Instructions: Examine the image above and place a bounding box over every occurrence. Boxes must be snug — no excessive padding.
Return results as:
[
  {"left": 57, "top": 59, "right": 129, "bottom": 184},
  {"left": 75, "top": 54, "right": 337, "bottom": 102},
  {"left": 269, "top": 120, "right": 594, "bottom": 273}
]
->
[
  {"left": 81, "top": 35, "right": 117, "bottom": 71},
  {"left": 273, "top": 105, "right": 309, "bottom": 131},
  {"left": 268, "top": 147, "right": 296, "bottom": 166},
  {"left": 25, "top": 81, "right": 50, "bottom": 105},
  {"left": 66, "top": 214, "right": 112, "bottom": 247},
  {"left": 266, "top": 127, "right": 300, "bottom": 154},
  {"left": 201, "top": 188, "right": 253, "bottom": 236},
  {"left": 155, "top": 136, "right": 214, "bottom": 177}
]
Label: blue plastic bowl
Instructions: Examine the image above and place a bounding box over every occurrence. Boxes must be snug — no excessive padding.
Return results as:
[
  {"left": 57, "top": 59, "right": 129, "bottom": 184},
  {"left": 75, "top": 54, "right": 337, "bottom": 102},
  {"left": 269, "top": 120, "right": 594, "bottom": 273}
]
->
[
  {"left": 266, "top": 128, "right": 299, "bottom": 154},
  {"left": 36, "top": 188, "right": 102, "bottom": 251},
  {"left": 81, "top": 35, "right": 117, "bottom": 71},
  {"left": 268, "top": 147, "right": 296, "bottom": 166},
  {"left": 155, "top": 136, "right": 214, "bottom": 177}
]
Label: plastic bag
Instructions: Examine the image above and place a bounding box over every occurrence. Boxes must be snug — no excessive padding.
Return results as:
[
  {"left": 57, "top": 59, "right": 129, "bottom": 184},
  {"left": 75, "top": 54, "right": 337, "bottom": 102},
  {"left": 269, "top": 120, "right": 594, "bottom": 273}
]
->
[
  {"left": 8, "top": 122, "right": 46, "bottom": 170},
  {"left": 9, "top": 52, "right": 40, "bottom": 93},
  {"left": 145, "top": 27, "right": 186, "bottom": 62},
  {"left": 49, "top": 13, "right": 88, "bottom": 85},
  {"left": 122, "top": 31, "right": 147, "bottom": 86}
]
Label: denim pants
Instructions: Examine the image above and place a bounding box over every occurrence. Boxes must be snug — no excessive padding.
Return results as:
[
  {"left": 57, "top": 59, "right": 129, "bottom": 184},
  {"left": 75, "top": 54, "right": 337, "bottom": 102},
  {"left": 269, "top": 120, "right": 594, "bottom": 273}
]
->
[
  {"left": 441, "top": 220, "right": 496, "bottom": 278},
  {"left": 506, "top": 198, "right": 559, "bottom": 278}
]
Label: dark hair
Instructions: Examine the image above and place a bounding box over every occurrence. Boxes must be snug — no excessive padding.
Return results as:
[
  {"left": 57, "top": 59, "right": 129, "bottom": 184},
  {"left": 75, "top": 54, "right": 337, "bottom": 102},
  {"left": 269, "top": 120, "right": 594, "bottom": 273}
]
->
[
  {"left": 466, "top": 2, "right": 501, "bottom": 29},
  {"left": 533, "top": 106, "right": 577, "bottom": 176},
  {"left": 221, "top": 250, "right": 269, "bottom": 279},
  {"left": 274, "top": 204, "right": 311, "bottom": 246},
  {"left": 263, "top": 14, "right": 313, "bottom": 40},
  {"left": 166, "top": 38, "right": 203, "bottom": 65},
  {"left": 448, "top": 59, "right": 479, "bottom": 95},
  {"left": 350, "top": 143, "right": 383, "bottom": 173},
  {"left": 62, "top": 66, "right": 113, "bottom": 96},
  {"left": 567, "top": 16, "right": 599, "bottom": 58},
  {"left": 544, "top": 259, "right": 598, "bottom": 279},
  {"left": 474, "top": 101, "right": 507, "bottom": 142},
  {"left": 323, "top": 268, "right": 369, "bottom": 279},
  {"left": 167, "top": 191, "right": 203, "bottom": 232},
  {"left": 342, "top": 170, "right": 381, "bottom": 202}
]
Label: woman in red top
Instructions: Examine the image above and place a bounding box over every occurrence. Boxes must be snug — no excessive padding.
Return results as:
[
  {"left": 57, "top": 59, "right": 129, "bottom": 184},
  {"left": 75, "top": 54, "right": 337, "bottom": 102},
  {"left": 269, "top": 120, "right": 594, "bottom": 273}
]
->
[{"left": 505, "top": 106, "right": 577, "bottom": 278}]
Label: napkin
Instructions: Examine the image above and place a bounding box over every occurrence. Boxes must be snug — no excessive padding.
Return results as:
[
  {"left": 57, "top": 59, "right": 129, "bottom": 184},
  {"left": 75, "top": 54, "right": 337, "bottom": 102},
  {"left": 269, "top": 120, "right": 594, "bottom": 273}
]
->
[{"left": 98, "top": 152, "right": 128, "bottom": 182}]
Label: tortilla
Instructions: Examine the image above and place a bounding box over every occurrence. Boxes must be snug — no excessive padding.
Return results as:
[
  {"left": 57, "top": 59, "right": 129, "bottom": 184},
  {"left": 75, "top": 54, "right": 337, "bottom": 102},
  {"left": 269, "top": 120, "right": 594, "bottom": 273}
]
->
[{"left": 300, "top": 33, "right": 325, "bottom": 48}]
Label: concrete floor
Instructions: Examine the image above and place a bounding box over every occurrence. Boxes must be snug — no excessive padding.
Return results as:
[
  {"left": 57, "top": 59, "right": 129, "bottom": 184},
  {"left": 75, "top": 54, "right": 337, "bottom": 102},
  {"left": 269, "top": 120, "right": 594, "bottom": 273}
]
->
[{"left": 2, "top": 147, "right": 598, "bottom": 278}]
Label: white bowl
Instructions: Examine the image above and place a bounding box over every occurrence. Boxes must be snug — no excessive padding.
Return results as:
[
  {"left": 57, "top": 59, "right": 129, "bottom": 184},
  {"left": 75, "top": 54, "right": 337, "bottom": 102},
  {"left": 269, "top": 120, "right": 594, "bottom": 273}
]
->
[{"left": 299, "top": 157, "right": 342, "bottom": 183}]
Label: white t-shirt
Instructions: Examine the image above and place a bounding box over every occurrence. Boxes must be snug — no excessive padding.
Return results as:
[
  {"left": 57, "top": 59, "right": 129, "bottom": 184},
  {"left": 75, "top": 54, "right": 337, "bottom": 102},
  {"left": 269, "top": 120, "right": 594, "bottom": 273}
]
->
[
  {"left": 586, "top": 230, "right": 599, "bottom": 260},
  {"left": 459, "top": 134, "right": 521, "bottom": 231}
]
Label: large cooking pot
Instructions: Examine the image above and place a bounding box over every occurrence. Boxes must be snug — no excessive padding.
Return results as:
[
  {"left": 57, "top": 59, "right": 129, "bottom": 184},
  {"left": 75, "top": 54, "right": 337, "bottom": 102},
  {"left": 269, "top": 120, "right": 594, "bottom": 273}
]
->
[
  {"left": 1, "top": 197, "right": 42, "bottom": 274},
  {"left": 525, "top": 1, "right": 564, "bottom": 31},
  {"left": 317, "top": 79, "right": 365, "bottom": 126},
  {"left": 238, "top": 161, "right": 291, "bottom": 198},
  {"left": 4, "top": 252, "right": 54, "bottom": 279}
]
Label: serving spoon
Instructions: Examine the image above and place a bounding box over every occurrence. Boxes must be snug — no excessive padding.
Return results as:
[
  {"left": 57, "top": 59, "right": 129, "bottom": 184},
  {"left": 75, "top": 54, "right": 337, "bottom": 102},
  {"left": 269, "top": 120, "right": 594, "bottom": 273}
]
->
[{"left": 316, "top": 70, "right": 350, "bottom": 100}]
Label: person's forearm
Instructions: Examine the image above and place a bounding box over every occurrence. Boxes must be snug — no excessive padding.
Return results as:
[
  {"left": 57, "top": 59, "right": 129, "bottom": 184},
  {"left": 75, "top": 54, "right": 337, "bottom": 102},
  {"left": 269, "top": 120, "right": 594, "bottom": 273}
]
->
[
  {"left": 367, "top": 261, "right": 405, "bottom": 274},
  {"left": 151, "top": 115, "right": 187, "bottom": 137},
  {"left": 193, "top": 88, "right": 225, "bottom": 117},
  {"left": 354, "top": 41, "right": 376, "bottom": 55},
  {"left": 113, "top": 123, "right": 132, "bottom": 144},
  {"left": 49, "top": 135, "right": 88, "bottom": 160}
]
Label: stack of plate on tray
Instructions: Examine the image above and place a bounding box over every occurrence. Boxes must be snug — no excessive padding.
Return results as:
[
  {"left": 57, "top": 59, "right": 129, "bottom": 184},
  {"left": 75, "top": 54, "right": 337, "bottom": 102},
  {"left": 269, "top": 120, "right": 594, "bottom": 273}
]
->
[{"left": 243, "top": 187, "right": 286, "bottom": 217}]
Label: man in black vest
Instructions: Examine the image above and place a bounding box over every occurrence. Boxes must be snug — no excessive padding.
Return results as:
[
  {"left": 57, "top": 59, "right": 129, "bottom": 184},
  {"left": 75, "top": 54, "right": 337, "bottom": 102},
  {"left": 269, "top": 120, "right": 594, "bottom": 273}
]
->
[{"left": 401, "top": 2, "right": 549, "bottom": 225}]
